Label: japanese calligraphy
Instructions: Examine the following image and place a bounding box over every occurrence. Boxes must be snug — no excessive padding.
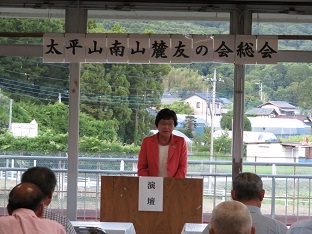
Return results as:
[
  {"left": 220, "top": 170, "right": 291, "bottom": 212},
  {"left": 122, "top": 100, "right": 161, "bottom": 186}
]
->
[
  {"left": 45, "top": 39, "right": 62, "bottom": 55},
  {"left": 147, "top": 197, "right": 156, "bottom": 205},
  {"left": 172, "top": 41, "right": 190, "bottom": 58},
  {"left": 109, "top": 40, "right": 125, "bottom": 57},
  {"left": 88, "top": 40, "right": 103, "bottom": 55},
  {"left": 66, "top": 39, "right": 83, "bottom": 55},
  {"left": 43, "top": 33, "right": 278, "bottom": 64},
  {"left": 258, "top": 41, "right": 277, "bottom": 58},
  {"left": 151, "top": 40, "right": 168, "bottom": 58},
  {"left": 195, "top": 45, "right": 209, "bottom": 56},
  {"left": 131, "top": 41, "right": 146, "bottom": 55},
  {"left": 148, "top": 181, "right": 156, "bottom": 189},
  {"left": 215, "top": 41, "right": 234, "bottom": 57},
  {"left": 236, "top": 42, "right": 254, "bottom": 58}
]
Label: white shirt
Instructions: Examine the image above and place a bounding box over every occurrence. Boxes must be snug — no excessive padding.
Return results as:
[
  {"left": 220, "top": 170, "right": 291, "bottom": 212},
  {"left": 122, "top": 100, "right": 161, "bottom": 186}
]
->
[
  {"left": 287, "top": 219, "right": 312, "bottom": 234},
  {"left": 158, "top": 145, "right": 169, "bottom": 177},
  {"left": 247, "top": 205, "right": 288, "bottom": 234}
]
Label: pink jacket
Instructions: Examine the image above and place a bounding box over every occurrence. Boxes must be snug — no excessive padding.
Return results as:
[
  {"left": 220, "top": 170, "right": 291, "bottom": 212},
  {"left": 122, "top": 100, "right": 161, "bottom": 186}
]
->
[{"left": 137, "top": 133, "right": 187, "bottom": 178}]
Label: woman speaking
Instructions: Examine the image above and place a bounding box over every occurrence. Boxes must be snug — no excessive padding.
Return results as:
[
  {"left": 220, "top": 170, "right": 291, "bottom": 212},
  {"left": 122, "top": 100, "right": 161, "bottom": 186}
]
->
[{"left": 137, "top": 108, "right": 188, "bottom": 178}]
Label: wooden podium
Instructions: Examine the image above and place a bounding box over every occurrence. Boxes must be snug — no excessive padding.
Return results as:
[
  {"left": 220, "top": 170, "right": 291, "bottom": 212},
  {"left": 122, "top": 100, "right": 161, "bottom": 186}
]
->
[{"left": 100, "top": 176, "right": 203, "bottom": 234}]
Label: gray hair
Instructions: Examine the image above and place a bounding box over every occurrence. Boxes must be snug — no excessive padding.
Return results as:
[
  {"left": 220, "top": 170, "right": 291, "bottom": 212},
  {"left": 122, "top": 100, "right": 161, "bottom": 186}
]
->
[
  {"left": 209, "top": 200, "right": 253, "bottom": 234},
  {"left": 232, "top": 172, "right": 263, "bottom": 201}
]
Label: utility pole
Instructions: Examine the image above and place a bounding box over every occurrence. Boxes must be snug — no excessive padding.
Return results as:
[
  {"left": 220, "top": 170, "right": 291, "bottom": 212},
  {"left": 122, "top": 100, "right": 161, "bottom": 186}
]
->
[
  {"left": 203, "top": 68, "right": 224, "bottom": 163},
  {"left": 255, "top": 81, "right": 263, "bottom": 102},
  {"left": 203, "top": 68, "right": 224, "bottom": 192},
  {"left": 9, "top": 99, "right": 13, "bottom": 132},
  {"left": 210, "top": 68, "right": 216, "bottom": 163},
  {"left": 209, "top": 68, "right": 224, "bottom": 162}
]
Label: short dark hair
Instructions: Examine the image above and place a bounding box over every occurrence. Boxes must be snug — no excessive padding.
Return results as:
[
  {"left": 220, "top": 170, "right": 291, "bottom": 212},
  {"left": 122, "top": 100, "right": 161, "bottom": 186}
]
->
[
  {"left": 21, "top": 167, "right": 57, "bottom": 197},
  {"left": 8, "top": 182, "right": 45, "bottom": 212},
  {"left": 232, "top": 172, "right": 263, "bottom": 201},
  {"left": 155, "top": 108, "right": 178, "bottom": 127}
]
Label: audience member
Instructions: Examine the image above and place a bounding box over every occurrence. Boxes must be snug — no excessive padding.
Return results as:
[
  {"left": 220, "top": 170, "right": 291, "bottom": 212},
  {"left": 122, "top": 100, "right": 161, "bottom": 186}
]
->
[
  {"left": 209, "top": 200, "right": 255, "bottom": 234},
  {"left": 287, "top": 219, "right": 312, "bottom": 234},
  {"left": 231, "top": 172, "right": 288, "bottom": 234},
  {"left": 0, "top": 182, "right": 66, "bottom": 234},
  {"left": 21, "top": 166, "right": 76, "bottom": 234},
  {"left": 138, "top": 108, "right": 187, "bottom": 178}
]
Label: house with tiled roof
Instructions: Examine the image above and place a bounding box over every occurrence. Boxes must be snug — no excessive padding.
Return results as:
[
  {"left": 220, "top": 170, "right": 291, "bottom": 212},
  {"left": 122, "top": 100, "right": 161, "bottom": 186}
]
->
[
  {"left": 245, "top": 101, "right": 311, "bottom": 131},
  {"left": 258, "top": 101, "right": 299, "bottom": 116},
  {"left": 245, "top": 107, "right": 278, "bottom": 118},
  {"left": 161, "top": 92, "right": 181, "bottom": 105}
]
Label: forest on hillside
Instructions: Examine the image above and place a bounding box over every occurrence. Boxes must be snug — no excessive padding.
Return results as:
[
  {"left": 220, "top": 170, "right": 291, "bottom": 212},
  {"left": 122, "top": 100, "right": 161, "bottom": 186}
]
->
[{"left": 0, "top": 17, "right": 312, "bottom": 152}]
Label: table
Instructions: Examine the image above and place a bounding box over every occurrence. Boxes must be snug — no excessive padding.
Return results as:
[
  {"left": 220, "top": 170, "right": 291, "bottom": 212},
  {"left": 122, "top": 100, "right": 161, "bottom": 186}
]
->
[
  {"left": 71, "top": 221, "right": 136, "bottom": 234},
  {"left": 181, "top": 223, "right": 209, "bottom": 234}
]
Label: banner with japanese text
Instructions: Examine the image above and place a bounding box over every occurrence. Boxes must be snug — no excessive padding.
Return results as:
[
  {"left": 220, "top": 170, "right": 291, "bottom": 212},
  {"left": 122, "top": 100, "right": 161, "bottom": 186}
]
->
[{"left": 43, "top": 33, "right": 278, "bottom": 64}]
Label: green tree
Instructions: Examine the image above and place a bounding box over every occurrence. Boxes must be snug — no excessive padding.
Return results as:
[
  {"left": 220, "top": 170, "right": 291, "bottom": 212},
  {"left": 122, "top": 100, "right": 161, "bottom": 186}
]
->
[
  {"left": 181, "top": 115, "right": 197, "bottom": 138},
  {"left": 0, "top": 18, "right": 68, "bottom": 104},
  {"left": 162, "top": 101, "right": 193, "bottom": 114},
  {"left": 163, "top": 67, "right": 204, "bottom": 93},
  {"left": 298, "top": 76, "right": 312, "bottom": 110},
  {"left": 0, "top": 93, "right": 10, "bottom": 133},
  {"left": 220, "top": 111, "right": 251, "bottom": 131}
]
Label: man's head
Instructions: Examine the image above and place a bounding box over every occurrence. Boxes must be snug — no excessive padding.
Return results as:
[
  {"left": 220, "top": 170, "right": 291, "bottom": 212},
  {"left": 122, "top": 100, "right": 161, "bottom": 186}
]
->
[
  {"left": 21, "top": 166, "right": 57, "bottom": 205},
  {"left": 7, "top": 182, "right": 45, "bottom": 217},
  {"left": 209, "top": 200, "right": 255, "bottom": 234},
  {"left": 231, "top": 172, "right": 265, "bottom": 206}
]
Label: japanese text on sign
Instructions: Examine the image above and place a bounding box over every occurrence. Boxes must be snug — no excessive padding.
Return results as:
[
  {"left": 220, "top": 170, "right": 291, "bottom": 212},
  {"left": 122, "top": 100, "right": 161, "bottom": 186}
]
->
[{"left": 43, "top": 33, "right": 278, "bottom": 64}]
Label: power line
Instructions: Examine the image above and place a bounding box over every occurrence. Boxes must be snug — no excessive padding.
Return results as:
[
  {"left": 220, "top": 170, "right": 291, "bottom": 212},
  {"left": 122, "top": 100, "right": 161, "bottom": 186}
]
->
[{"left": 0, "top": 77, "right": 161, "bottom": 107}]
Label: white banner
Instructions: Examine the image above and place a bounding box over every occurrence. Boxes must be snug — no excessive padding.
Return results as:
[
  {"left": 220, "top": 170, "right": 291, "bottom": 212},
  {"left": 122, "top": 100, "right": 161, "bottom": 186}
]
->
[
  {"left": 43, "top": 33, "right": 279, "bottom": 64},
  {"left": 170, "top": 34, "right": 192, "bottom": 64},
  {"left": 107, "top": 33, "right": 128, "bottom": 63},
  {"left": 129, "top": 34, "right": 150, "bottom": 64},
  {"left": 256, "top": 35, "right": 278, "bottom": 64},
  {"left": 64, "top": 33, "right": 85, "bottom": 63},
  {"left": 149, "top": 34, "right": 171, "bottom": 64},
  {"left": 235, "top": 35, "right": 257, "bottom": 65},
  {"left": 213, "top": 35, "right": 235, "bottom": 64},
  {"left": 192, "top": 34, "right": 214, "bottom": 63},
  {"left": 85, "top": 33, "right": 107, "bottom": 63},
  {"left": 43, "top": 33, "right": 65, "bottom": 63}
]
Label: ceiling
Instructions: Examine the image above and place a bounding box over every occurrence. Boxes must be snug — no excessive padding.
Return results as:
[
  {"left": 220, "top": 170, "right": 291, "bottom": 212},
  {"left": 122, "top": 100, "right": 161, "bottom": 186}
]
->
[
  {"left": 0, "top": 0, "right": 312, "bottom": 23},
  {"left": 1, "top": 0, "right": 312, "bottom": 13}
]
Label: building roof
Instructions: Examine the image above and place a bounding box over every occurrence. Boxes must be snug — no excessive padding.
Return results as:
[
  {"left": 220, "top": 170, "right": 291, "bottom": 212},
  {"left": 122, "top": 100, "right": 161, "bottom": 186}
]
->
[
  {"left": 219, "top": 97, "right": 231, "bottom": 105},
  {"left": 161, "top": 92, "right": 181, "bottom": 104},
  {"left": 184, "top": 92, "right": 224, "bottom": 103},
  {"left": 146, "top": 108, "right": 158, "bottom": 116},
  {"left": 248, "top": 117, "right": 308, "bottom": 128},
  {"left": 245, "top": 108, "right": 277, "bottom": 116},
  {"left": 258, "top": 101, "right": 297, "bottom": 109}
]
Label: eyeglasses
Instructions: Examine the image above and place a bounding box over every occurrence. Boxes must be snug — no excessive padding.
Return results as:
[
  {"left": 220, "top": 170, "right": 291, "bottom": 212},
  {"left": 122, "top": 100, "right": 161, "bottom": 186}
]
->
[{"left": 159, "top": 121, "right": 174, "bottom": 127}]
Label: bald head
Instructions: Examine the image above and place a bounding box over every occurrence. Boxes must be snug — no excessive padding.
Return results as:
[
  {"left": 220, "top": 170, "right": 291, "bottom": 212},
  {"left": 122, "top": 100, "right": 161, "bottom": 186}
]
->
[
  {"left": 209, "top": 201, "right": 255, "bottom": 234},
  {"left": 7, "top": 182, "right": 45, "bottom": 216}
]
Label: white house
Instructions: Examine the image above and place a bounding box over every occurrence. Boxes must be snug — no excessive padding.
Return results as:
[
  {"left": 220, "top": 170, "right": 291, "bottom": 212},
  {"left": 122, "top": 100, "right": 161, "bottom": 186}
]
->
[
  {"left": 246, "top": 141, "right": 312, "bottom": 163},
  {"left": 10, "top": 119, "right": 38, "bottom": 138},
  {"left": 183, "top": 93, "right": 226, "bottom": 121}
]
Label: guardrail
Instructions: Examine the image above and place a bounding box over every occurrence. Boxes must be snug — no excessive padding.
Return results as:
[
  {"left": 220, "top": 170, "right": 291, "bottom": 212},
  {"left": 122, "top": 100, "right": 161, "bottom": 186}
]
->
[{"left": 0, "top": 155, "right": 312, "bottom": 225}]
